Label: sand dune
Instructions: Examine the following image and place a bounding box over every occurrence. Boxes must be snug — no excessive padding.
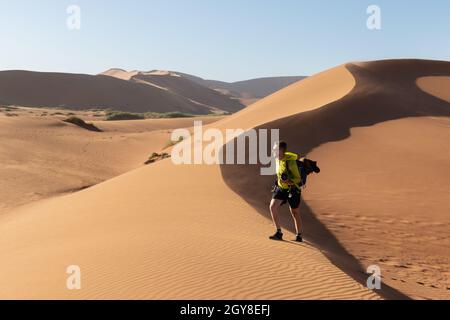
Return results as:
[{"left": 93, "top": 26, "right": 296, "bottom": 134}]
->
[
  {"left": 213, "top": 76, "right": 308, "bottom": 100},
  {"left": 220, "top": 59, "right": 450, "bottom": 300},
  {"left": 1, "top": 59, "right": 448, "bottom": 300},
  {"left": 101, "top": 69, "right": 244, "bottom": 113},
  {"left": 0, "top": 114, "right": 220, "bottom": 216},
  {"left": 0, "top": 66, "right": 378, "bottom": 300},
  {"left": 92, "top": 116, "right": 225, "bottom": 134},
  {"left": 215, "top": 64, "right": 355, "bottom": 129},
  {"left": 131, "top": 72, "right": 243, "bottom": 113},
  {"left": 0, "top": 155, "right": 379, "bottom": 300},
  {"left": 417, "top": 76, "right": 450, "bottom": 103},
  {"left": 104, "top": 70, "right": 306, "bottom": 106},
  {"left": 177, "top": 72, "right": 306, "bottom": 104},
  {"left": 101, "top": 68, "right": 139, "bottom": 81},
  {"left": 0, "top": 70, "right": 242, "bottom": 114},
  {"left": 305, "top": 117, "right": 450, "bottom": 299}
]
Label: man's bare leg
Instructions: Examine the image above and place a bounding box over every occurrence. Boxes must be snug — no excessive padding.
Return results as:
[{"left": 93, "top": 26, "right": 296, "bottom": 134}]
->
[
  {"left": 269, "top": 199, "right": 283, "bottom": 235},
  {"left": 290, "top": 206, "right": 303, "bottom": 237}
]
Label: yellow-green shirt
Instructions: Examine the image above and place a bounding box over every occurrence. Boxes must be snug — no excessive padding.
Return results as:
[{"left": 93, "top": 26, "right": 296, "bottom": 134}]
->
[{"left": 276, "top": 152, "right": 301, "bottom": 190}]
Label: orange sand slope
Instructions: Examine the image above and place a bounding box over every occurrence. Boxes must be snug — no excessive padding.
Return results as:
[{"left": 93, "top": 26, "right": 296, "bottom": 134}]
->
[
  {"left": 417, "top": 76, "right": 450, "bottom": 103},
  {"left": 1, "top": 59, "right": 448, "bottom": 300},
  {"left": 306, "top": 117, "right": 450, "bottom": 300},
  {"left": 0, "top": 65, "right": 380, "bottom": 300},
  {"left": 0, "top": 115, "right": 220, "bottom": 215},
  {"left": 220, "top": 59, "right": 450, "bottom": 300},
  {"left": 0, "top": 161, "right": 379, "bottom": 300},
  {"left": 216, "top": 64, "right": 355, "bottom": 129}
]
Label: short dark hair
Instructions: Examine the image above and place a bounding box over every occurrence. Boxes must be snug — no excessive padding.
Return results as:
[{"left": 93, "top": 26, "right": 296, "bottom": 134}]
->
[{"left": 279, "top": 141, "right": 287, "bottom": 150}]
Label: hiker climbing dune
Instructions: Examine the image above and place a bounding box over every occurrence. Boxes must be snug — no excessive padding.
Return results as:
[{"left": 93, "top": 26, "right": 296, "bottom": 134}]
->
[{"left": 269, "top": 141, "right": 320, "bottom": 242}]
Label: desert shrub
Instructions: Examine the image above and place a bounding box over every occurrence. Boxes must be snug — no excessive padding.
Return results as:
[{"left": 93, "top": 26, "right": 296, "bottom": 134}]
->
[
  {"left": 165, "top": 135, "right": 185, "bottom": 149},
  {"left": 105, "top": 110, "right": 210, "bottom": 120},
  {"left": 1, "top": 106, "right": 18, "bottom": 112},
  {"left": 145, "top": 152, "right": 171, "bottom": 165},
  {"left": 63, "top": 116, "right": 101, "bottom": 132},
  {"left": 105, "top": 111, "right": 145, "bottom": 121},
  {"left": 145, "top": 112, "right": 194, "bottom": 119}
]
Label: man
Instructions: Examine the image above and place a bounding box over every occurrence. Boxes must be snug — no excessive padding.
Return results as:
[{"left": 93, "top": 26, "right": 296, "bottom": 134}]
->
[{"left": 269, "top": 141, "right": 303, "bottom": 242}]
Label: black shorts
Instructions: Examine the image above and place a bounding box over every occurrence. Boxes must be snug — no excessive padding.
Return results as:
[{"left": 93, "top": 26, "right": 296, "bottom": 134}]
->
[{"left": 272, "top": 186, "right": 301, "bottom": 209}]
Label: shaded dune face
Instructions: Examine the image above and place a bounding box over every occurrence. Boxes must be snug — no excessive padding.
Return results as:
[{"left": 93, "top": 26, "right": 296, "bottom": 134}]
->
[
  {"left": 131, "top": 73, "right": 244, "bottom": 113},
  {"left": 220, "top": 60, "right": 450, "bottom": 299}
]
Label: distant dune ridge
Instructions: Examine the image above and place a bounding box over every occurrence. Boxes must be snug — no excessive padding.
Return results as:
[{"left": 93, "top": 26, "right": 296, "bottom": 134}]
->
[
  {"left": 0, "top": 68, "right": 304, "bottom": 115},
  {"left": 175, "top": 71, "right": 306, "bottom": 104},
  {"left": 0, "top": 59, "right": 448, "bottom": 300},
  {"left": 102, "top": 69, "right": 306, "bottom": 106},
  {"left": 130, "top": 71, "right": 244, "bottom": 112},
  {"left": 0, "top": 70, "right": 243, "bottom": 115}
]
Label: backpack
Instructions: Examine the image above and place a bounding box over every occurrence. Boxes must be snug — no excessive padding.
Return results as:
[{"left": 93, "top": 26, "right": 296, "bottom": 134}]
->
[{"left": 288, "top": 159, "right": 320, "bottom": 188}]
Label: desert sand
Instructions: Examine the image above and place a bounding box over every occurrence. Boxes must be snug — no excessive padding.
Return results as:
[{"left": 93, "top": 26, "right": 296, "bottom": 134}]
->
[
  {"left": 0, "top": 111, "right": 220, "bottom": 215},
  {"left": 220, "top": 59, "right": 450, "bottom": 300},
  {"left": 417, "top": 76, "right": 450, "bottom": 103},
  {"left": 0, "top": 59, "right": 448, "bottom": 300},
  {"left": 0, "top": 159, "right": 380, "bottom": 300},
  {"left": 0, "top": 66, "right": 379, "bottom": 300}
]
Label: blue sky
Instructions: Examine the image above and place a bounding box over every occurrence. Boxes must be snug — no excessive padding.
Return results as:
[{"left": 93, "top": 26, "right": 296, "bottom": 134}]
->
[{"left": 0, "top": 0, "right": 449, "bottom": 81}]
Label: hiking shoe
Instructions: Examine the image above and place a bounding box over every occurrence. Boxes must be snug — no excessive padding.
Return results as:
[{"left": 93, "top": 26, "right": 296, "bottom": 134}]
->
[
  {"left": 269, "top": 231, "right": 283, "bottom": 241},
  {"left": 295, "top": 234, "right": 303, "bottom": 242}
]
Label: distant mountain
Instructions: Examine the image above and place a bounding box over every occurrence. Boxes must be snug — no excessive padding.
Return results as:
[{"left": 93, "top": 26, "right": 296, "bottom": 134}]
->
[
  {"left": 129, "top": 71, "right": 244, "bottom": 113},
  {"left": 0, "top": 68, "right": 305, "bottom": 114},
  {"left": 176, "top": 72, "right": 307, "bottom": 105},
  {"left": 103, "top": 69, "right": 307, "bottom": 106},
  {"left": 0, "top": 70, "right": 244, "bottom": 114}
]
